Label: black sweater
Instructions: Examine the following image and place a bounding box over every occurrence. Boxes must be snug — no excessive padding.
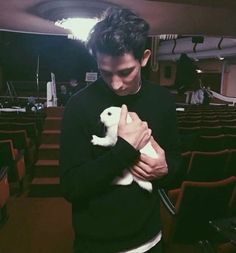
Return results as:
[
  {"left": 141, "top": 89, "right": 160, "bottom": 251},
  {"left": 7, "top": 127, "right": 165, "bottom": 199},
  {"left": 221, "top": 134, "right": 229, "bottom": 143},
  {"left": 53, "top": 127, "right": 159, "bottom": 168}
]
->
[{"left": 59, "top": 79, "right": 181, "bottom": 252}]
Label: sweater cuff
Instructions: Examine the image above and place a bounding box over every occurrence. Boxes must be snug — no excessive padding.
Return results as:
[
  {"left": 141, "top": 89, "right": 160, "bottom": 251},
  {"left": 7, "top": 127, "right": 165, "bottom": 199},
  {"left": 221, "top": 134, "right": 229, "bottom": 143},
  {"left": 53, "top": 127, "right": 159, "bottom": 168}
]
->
[{"left": 111, "top": 137, "right": 140, "bottom": 168}]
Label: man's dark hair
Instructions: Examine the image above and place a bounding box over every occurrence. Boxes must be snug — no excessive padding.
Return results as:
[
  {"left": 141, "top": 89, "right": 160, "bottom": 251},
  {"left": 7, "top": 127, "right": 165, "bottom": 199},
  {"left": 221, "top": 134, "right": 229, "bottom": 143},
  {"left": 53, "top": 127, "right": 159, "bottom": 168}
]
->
[{"left": 87, "top": 7, "right": 150, "bottom": 60}]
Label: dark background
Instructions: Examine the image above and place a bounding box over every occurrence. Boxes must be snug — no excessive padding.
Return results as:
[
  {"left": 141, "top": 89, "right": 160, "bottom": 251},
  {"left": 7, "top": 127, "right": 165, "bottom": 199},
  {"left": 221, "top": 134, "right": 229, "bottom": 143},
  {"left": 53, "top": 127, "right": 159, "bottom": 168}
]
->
[{"left": 0, "top": 31, "right": 97, "bottom": 83}]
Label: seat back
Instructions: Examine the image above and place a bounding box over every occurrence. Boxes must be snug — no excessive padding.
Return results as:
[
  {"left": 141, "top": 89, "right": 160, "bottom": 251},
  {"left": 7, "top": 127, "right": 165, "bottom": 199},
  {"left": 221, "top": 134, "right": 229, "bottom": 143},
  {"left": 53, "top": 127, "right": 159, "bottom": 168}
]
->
[
  {"left": 178, "top": 120, "right": 201, "bottom": 128},
  {"left": 223, "top": 126, "right": 236, "bottom": 135},
  {"left": 220, "top": 119, "right": 236, "bottom": 127},
  {"left": 173, "top": 177, "right": 236, "bottom": 242},
  {"left": 200, "top": 126, "right": 223, "bottom": 136},
  {"left": 0, "top": 139, "right": 20, "bottom": 182},
  {"left": 194, "top": 135, "right": 226, "bottom": 152},
  {"left": 225, "top": 149, "right": 236, "bottom": 177},
  {"left": 224, "top": 134, "right": 236, "bottom": 149},
  {"left": 187, "top": 150, "right": 229, "bottom": 181},
  {"left": 200, "top": 120, "right": 220, "bottom": 127},
  {"left": 172, "top": 151, "right": 192, "bottom": 188},
  {"left": 0, "top": 166, "right": 10, "bottom": 208},
  {"left": 0, "top": 130, "right": 28, "bottom": 150},
  {"left": 0, "top": 139, "right": 25, "bottom": 182}
]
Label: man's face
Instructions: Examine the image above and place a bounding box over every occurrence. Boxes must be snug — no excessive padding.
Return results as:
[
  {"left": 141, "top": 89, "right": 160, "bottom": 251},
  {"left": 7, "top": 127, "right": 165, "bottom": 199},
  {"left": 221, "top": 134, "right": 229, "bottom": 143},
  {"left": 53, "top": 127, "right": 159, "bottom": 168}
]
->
[{"left": 96, "top": 52, "right": 143, "bottom": 96}]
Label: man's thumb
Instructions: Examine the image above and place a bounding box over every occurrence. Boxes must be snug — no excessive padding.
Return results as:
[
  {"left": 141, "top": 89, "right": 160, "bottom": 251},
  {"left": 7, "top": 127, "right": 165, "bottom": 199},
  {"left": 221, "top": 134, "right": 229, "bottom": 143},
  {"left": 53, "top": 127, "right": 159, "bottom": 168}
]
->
[{"left": 119, "top": 104, "right": 128, "bottom": 125}]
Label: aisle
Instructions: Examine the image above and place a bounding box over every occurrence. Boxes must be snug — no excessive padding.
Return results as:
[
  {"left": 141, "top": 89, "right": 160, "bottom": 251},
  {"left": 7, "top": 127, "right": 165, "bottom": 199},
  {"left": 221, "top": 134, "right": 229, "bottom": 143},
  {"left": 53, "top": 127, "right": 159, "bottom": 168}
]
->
[{"left": 0, "top": 195, "right": 73, "bottom": 253}]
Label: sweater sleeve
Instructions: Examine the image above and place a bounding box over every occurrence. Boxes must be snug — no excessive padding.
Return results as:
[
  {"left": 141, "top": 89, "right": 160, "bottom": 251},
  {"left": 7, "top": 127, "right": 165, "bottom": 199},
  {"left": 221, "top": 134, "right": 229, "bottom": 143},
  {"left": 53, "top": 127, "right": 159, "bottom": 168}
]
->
[
  {"left": 156, "top": 95, "right": 181, "bottom": 189},
  {"left": 59, "top": 102, "right": 140, "bottom": 203}
]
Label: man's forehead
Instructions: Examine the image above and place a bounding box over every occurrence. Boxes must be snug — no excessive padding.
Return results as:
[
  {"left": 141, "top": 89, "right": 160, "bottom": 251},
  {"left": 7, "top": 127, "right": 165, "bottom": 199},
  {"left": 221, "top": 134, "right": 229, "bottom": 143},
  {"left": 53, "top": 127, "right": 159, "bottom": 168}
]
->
[{"left": 96, "top": 52, "right": 138, "bottom": 70}]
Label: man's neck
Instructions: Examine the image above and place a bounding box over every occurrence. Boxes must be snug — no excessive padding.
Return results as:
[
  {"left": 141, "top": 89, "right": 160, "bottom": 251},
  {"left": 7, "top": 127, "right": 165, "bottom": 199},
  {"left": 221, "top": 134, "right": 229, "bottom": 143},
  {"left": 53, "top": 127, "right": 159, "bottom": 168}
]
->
[{"left": 130, "top": 83, "right": 141, "bottom": 95}]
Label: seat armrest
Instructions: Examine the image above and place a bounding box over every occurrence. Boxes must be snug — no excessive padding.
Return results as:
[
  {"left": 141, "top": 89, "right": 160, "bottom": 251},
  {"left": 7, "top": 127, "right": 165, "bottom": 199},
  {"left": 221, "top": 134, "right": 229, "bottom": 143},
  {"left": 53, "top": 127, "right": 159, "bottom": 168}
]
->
[{"left": 158, "top": 188, "right": 176, "bottom": 215}]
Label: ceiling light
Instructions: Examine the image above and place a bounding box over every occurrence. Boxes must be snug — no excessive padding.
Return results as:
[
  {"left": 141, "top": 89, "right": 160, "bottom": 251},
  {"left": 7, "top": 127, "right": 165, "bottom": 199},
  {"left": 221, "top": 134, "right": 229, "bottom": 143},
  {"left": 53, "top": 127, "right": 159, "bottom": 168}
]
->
[
  {"left": 55, "top": 17, "right": 99, "bottom": 41},
  {"left": 218, "top": 56, "right": 224, "bottom": 60},
  {"left": 196, "top": 69, "right": 203, "bottom": 73}
]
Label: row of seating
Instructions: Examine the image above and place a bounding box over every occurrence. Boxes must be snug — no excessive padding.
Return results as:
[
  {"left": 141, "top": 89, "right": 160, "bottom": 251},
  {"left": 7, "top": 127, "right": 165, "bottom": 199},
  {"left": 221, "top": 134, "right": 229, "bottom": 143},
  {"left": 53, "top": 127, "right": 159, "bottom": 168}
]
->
[
  {"left": 180, "top": 125, "right": 236, "bottom": 136},
  {"left": 180, "top": 133, "right": 236, "bottom": 153},
  {"left": 179, "top": 119, "right": 236, "bottom": 127},
  {"left": 0, "top": 116, "right": 45, "bottom": 132},
  {"left": 178, "top": 111, "right": 236, "bottom": 118},
  {"left": 176, "top": 105, "right": 236, "bottom": 112},
  {"left": 177, "top": 106, "right": 236, "bottom": 119},
  {"left": 164, "top": 106, "right": 236, "bottom": 251},
  {"left": 0, "top": 139, "right": 26, "bottom": 192},
  {"left": 0, "top": 129, "right": 37, "bottom": 170},
  {"left": 160, "top": 176, "right": 236, "bottom": 251},
  {"left": 0, "top": 110, "right": 46, "bottom": 224},
  {"left": 172, "top": 149, "right": 236, "bottom": 192}
]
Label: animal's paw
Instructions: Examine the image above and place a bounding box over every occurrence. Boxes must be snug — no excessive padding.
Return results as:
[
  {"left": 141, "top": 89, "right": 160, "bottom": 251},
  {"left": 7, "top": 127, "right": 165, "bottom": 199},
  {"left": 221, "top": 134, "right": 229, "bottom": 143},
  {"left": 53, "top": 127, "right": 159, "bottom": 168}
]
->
[{"left": 91, "top": 135, "right": 100, "bottom": 145}]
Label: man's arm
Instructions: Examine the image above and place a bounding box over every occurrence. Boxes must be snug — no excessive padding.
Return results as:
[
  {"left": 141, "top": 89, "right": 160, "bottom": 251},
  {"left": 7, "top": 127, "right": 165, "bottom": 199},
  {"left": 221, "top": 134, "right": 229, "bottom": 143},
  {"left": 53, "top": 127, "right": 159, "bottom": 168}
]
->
[
  {"left": 59, "top": 103, "right": 140, "bottom": 203},
  {"left": 130, "top": 96, "right": 181, "bottom": 188},
  {"left": 130, "top": 137, "right": 168, "bottom": 181}
]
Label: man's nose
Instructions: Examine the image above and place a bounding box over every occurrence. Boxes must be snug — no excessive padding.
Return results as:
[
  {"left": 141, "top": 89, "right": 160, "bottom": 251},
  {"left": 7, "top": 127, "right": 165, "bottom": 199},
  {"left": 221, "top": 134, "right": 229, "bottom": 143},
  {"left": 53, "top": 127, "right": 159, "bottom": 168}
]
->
[{"left": 111, "top": 75, "right": 122, "bottom": 90}]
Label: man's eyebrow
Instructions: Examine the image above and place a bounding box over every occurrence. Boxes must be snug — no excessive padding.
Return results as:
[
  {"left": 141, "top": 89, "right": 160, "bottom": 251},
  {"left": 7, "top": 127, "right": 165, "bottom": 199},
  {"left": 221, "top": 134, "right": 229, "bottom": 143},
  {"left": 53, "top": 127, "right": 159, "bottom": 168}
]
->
[
  {"left": 117, "top": 67, "right": 135, "bottom": 73},
  {"left": 99, "top": 68, "right": 111, "bottom": 72},
  {"left": 99, "top": 66, "right": 135, "bottom": 75}
]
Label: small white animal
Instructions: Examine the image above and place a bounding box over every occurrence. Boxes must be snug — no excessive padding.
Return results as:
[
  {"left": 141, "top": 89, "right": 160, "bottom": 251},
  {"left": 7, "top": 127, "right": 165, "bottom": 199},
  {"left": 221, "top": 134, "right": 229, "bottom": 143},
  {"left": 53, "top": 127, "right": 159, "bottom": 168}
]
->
[{"left": 91, "top": 106, "right": 158, "bottom": 192}]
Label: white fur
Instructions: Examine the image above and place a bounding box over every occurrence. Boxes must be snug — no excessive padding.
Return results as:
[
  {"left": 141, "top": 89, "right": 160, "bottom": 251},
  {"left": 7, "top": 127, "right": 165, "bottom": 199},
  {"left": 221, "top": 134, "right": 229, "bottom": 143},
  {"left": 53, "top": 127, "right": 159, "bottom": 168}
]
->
[{"left": 91, "top": 106, "right": 158, "bottom": 192}]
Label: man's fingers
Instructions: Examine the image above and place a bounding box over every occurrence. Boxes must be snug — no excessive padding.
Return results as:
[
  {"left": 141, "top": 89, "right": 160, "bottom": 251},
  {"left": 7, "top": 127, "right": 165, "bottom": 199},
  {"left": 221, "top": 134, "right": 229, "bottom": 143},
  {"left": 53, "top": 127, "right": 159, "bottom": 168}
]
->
[
  {"left": 119, "top": 104, "right": 128, "bottom": 125},
  {"left": 129, "top": 112, "right": 140, "bottom": 121},
  {"left": 130, "top": 165, "right": 149, "bottom": 180}
]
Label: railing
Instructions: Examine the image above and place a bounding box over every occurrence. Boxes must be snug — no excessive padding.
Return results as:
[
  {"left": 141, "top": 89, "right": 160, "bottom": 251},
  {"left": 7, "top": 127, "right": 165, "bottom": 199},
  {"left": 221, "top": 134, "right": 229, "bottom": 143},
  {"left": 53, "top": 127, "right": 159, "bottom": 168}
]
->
[
  {"left": 210, "top": 90, "right": 236, "bottom": 106},
  {"left": 173, "top": 89, "right": 236, "bottom": 106}
]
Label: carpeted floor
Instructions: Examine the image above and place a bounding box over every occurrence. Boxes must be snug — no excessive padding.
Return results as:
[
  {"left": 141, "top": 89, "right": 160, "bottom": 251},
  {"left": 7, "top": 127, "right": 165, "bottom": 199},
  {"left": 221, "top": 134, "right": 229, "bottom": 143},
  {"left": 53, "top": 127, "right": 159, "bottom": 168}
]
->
[
  {"left": 0, "top": 194, "right": 205, "bottom": 253},
  {"left": 0, "top": 195, "right": 74, "bottom": 253},
  {"left": 1, "top": 194, "right": 235, "bottom": 253}
]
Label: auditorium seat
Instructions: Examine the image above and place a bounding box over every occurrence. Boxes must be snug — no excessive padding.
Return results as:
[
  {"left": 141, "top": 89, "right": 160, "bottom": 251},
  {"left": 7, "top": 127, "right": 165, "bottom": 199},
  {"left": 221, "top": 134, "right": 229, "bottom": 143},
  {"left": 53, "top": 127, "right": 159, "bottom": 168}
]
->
[
  {"left": 186, "top": 150, "right": 229, "bottom": 182},
  {"left": 171, "top": 151, "right": 192, "bottom": 189},
  {"left": 178, "top": 120, "right": 201, "bottom": 128},
  {"left": 159, "top": 176, "right": 236, "bottom": 252},
  {"left": 201, "top": 115, "right": 218, "bottom": 121},
  {"left": 194, "top": 135, "right": 226, "bottom": 152},
  {"left": 200, "top": 119, "right": 221, "bottom": 127},
  {"left": 178, "top": 126, "right": 201, "bottom": 135},
  {"left": 0, "top": 166, "right": 9, "bottom": 226},
  {"left": 179, "top": 132, "right": 199, "bottom": 153},
  {"left": 218, "top": 115, "right": 235, "bottom": 121},
  {"left": 223, "top": 126, "right": 236, "bottom": 135},
  {"left": 224, "top": 134, "right": 236, "bottom": 149},
  {"left": 200, "top": 126, "right": 223, "bottom": 136},
  {"left": 0, "top": 122, "right": 39, "bottom": 146},
  {"left": 0, "top": 130, "right": 36, "bottom": 172},
  {"left": 184, "top": 115, "right": 202, "bottom": 121},
  {"left": 220, "top": 119, "right": 236, "bottom": 127},
  {"left": 225, "top": 149, "right": 236, "bottom": 177},
  {"left": 0, "top": 139, "right": 26, "bottom": 194}
]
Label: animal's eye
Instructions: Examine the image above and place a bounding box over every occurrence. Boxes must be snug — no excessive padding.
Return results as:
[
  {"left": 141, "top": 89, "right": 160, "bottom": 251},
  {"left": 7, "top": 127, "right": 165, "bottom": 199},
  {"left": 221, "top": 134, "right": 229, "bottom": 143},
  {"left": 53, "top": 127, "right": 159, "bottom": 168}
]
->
[{"left": 108, "top": 112, "right": 112, "bottom": 116}]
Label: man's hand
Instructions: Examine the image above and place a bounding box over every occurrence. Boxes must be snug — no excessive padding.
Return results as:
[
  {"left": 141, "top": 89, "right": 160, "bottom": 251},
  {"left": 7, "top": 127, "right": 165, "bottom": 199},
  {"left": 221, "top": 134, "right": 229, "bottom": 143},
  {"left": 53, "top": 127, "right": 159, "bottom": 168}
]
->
[
  {"left": 118, "top": 104, "right": 152, "bottom": 150},
  {"left": 130, "top": 137, "right": 168, "bottom": 180}
]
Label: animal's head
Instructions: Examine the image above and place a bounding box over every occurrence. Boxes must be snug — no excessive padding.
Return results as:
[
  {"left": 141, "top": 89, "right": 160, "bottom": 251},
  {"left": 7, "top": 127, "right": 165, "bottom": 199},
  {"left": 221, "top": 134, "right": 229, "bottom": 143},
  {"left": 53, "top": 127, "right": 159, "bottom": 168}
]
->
[{"left": 100, "top": 106, "right": 121, "bottom": 127}]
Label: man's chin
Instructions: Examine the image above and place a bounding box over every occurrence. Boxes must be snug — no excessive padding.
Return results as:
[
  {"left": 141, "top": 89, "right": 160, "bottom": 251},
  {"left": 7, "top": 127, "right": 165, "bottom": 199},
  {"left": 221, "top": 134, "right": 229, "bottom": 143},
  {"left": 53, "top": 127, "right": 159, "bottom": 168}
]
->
[{"left": 114, "top": 90, "right": 128, "bottom": 96}]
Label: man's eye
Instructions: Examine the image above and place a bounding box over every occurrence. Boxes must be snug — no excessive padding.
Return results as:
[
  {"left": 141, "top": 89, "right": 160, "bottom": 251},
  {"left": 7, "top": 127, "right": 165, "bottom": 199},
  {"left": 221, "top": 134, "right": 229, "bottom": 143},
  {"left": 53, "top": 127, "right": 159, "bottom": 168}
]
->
[{"left": 119, "top": 70, "right": 132, "bottom": 77}]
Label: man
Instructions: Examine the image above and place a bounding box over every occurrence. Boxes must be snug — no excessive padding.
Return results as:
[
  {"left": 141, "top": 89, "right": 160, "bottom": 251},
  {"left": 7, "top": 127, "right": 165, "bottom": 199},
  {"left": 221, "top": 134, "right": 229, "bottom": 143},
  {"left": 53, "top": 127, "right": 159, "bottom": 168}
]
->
[{"left": 59, "top": 7, "right": 180, "bottom": 253}]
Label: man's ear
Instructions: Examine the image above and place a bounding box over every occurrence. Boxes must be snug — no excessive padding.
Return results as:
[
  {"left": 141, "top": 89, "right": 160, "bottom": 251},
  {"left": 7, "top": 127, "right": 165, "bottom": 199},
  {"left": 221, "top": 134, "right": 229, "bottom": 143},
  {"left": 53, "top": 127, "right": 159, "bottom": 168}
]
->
[{"left": 140, "top": 49, "right": 151, "bottom": 67}]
